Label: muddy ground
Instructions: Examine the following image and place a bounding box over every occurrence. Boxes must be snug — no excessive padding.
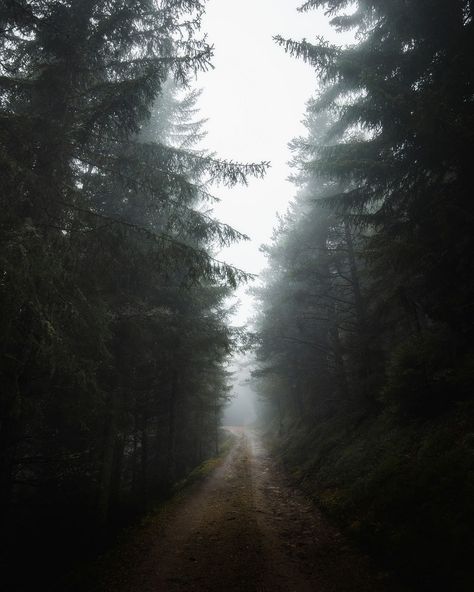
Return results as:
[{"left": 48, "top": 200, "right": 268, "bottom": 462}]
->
[{"left": 88, "top": 427, "right": 402, "bottom": 592}]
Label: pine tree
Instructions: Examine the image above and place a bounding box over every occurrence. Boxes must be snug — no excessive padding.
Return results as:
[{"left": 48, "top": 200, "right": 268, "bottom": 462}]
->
[
  {"left": 0, "top": 2, "right": 268, "bottom": 569},
  {"left": 275, "top": 0, "right": 474, "bottom": 409}
]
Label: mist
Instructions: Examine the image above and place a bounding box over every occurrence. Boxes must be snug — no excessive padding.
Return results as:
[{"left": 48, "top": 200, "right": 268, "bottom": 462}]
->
[
  {"left": 1, "top": 1, "right": 473, "bottom": 591},
  {"left": 223, "top": 363, "right": 257, "bottom": 427}
]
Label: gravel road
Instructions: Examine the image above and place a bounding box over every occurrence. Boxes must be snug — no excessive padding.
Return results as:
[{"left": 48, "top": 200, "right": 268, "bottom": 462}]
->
[{"left": 93, "top": 427, "right": 398, "bottom": 592}]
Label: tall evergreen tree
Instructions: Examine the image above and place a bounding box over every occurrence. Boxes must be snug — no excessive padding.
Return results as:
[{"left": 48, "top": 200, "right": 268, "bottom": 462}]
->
[
  {"left": 0, "top": 3, "right": 268, "bottom": 583},
  {"left": 274, "top": 0, "right": 474, "bottom": 408},
  {"left": 253, "top": 5, "right": 474, "bottom": 589}
]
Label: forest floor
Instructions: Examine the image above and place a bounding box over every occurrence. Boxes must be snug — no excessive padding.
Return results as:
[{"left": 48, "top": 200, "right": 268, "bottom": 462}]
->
[{"left": 87, "top": 427, "right": 401, "bottom": 592}]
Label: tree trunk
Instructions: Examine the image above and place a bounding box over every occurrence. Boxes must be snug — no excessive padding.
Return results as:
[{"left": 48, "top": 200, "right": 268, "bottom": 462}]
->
[
  {"left": 214, "top": 403, "right": 219, "bottom": 456},
  {"left": 277, "top": 394, "right": 284, "bottom": 436},
  {"left": 140, "top": 417, "right": 148, "bottom": 503},
  {"left": 108, "top": 433, "right": 124, "bottom": 520},
  {"left": 330, "top": 321, "right": 350, "bottom": 399},
  {"left": 0, "top": 417, "right": 18, "bottom": 521},
  {"left": 97, "top": 389, "right": 120, "bottom": 528},
  {"left": 167, "top": 370, "right": 178, "bottom": 484},
  {"left": 344, "top": 221, "right": 366, "bottom": 331}
]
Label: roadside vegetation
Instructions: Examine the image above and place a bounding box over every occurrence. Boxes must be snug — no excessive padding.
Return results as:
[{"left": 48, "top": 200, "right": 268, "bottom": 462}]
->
[
  {"left": 253, "top": 2, "right": 474, "bottom": 590},
  {"left": 0, "top": 2, "right": 265, "bottom": 589}
]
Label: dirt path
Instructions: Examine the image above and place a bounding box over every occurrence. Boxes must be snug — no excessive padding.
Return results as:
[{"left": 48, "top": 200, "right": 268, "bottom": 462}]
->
[{"left": 94, "top": 427, "right": 397, "bottom": 592}]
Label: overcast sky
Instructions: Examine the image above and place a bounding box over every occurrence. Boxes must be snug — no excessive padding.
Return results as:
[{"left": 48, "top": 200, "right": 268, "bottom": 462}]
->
[{"left": 196, "top": 0, "right": 351, "bottom": 325}]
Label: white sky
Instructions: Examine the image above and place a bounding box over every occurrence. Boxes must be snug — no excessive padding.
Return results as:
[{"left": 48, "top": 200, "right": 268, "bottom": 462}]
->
[{"left": 196, "top": 0, "right": 351, "bottom": 325}]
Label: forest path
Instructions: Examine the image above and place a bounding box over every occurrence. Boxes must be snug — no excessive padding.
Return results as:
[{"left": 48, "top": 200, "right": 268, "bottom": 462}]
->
[{"left": 97, "top": 428, "right": 394, "bottom": 592}]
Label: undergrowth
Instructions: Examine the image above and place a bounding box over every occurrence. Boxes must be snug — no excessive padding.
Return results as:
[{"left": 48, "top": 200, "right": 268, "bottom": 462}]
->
[
  {"left": 267, "top": 403, "right": 474, "bottom": 592},
  {"left": 66, "top": 428, "right": 237, "bottom": 592}
]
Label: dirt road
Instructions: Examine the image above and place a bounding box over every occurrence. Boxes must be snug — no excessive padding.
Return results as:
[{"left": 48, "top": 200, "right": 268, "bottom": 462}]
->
[{"left": 95, "top": 427, "right": 396, "bottom": 592}]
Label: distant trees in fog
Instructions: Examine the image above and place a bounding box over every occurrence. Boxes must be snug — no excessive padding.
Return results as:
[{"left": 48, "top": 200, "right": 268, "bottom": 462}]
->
[{"left": 256, "top": 0, "right": 474, "bottom": 425}]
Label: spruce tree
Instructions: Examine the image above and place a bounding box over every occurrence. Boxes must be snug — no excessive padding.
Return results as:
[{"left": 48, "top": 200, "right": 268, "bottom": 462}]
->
[
  {"left": 275, "top": 0, "right": 474, "bottom": 408},
  {"left": 0, "top": 2, "right": 268, "bottom": 572}
]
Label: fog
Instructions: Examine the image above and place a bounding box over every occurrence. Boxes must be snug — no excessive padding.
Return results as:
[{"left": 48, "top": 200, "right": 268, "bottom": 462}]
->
[
  {"left": 4, "top": 2, "right": 470, "bottom": 589},
  {"left": 223, "top": 360, "right": 257, "bottom": 426},
  {"left": 198, "top": 0, "right": 354, "bottom": 325},
  {"left": 198, "top": 1, "right": 354, "bottom": 422}
]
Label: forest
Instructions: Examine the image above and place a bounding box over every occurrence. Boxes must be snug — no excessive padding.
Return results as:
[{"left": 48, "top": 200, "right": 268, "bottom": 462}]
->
[{"left": 1, "top": 1, "right": 473, "bottom": 591}]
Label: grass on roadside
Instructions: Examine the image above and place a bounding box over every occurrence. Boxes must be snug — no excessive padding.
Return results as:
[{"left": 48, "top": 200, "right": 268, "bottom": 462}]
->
[{"left": 67, "top": 427, "right": 237, "bottom": 591}]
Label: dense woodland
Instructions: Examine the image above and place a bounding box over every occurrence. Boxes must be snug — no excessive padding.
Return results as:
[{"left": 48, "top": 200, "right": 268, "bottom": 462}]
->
[
  {"left": 0, "top": 0, "right": 267, "bottom": 584},
  {"left": 253, "top": 1, "right": 474, "bottom": 590},
  {"left": 1, "top": 0, "right": 474, "bottom": 591}
]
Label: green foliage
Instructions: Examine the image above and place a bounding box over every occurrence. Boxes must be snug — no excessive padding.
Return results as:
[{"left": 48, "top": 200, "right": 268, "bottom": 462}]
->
[
  {"left": 270, "top": 405, "right": 474, "bottom": 590},
  {"left": 383, "top": 330, "right": 452, "bottom": 416},
  {"left": 277, "top": 0, "right": 474, "bottom": 335},
  {"left": 0, "top": 2, "right": 267, "bottom": 587},
  {"left": 254, "top": 1, "right": 474, "bottom": 589}
]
